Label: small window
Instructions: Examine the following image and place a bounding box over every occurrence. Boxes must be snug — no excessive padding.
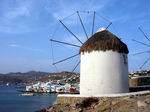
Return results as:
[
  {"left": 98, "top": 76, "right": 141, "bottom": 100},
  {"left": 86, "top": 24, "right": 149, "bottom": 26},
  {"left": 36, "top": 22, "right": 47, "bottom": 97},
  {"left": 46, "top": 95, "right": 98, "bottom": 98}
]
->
[{"left": 123, "top": 54, "right": 127, "bottom": 65}]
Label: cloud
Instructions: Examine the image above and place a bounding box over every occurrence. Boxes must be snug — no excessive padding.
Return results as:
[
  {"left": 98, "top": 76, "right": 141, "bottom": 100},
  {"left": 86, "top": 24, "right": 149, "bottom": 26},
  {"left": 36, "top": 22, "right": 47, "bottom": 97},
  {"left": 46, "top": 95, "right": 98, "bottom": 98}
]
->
[
  {"left": 0, "top": 0, "right": 42, "bottom": 34},
  {"left": 111, "top": 12, "right": 149, "bottom": 24},
  {"left": 8, "top": 43, "right": 44, "bottom": 52},
  {"left": 0, "top": 0, "right": 111, "bottom": 34},
  {"left": 0, "top": 25, "right": 32, "bottom": 34},
  {"left": 8, "top": 44, "right": 18, "bottom": 47},
  {"left": 45, "top": 0, "right": 109, "bottom": 21},
  {"left": 4, "top": 5, "right": 30, "bottom": 19},
  {"left": 1, "top": 1, "right": 33, "bottom": 20}
]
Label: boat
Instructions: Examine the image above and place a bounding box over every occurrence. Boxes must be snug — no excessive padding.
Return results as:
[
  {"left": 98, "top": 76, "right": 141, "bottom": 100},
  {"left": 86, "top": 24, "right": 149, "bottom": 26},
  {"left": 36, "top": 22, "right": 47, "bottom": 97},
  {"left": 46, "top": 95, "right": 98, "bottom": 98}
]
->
[
  {"left": 21, "top": 93, "right": 34, "bottom": 96},
  {"left": 6, "top": 83, "right": 9, "bottom": 86}
]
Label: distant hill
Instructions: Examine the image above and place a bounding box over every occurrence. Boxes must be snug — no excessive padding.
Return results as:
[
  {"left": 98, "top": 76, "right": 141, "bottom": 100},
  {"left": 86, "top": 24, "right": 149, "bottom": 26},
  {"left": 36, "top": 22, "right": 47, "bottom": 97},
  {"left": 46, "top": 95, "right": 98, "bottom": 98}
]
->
[
  {"left": 0, "top": 71, "right": 79, "bottom": 84},
  {"left": 3, "top": 71, "right": 49, "bottom": 76}
]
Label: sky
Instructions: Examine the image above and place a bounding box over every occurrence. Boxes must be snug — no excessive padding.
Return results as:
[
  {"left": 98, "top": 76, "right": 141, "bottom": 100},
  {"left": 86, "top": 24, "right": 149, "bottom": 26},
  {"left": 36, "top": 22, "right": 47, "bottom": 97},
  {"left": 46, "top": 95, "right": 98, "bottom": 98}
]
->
[{"left": 0, "top": 0, "right": 150, "bottom": 73}]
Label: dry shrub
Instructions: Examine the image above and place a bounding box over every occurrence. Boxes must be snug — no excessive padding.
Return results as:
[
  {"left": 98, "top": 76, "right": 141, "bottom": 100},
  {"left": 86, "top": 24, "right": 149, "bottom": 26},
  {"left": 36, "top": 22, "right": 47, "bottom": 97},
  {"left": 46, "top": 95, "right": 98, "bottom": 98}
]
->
[{"left": 76, "top": 97, "right": 99, "bottom": 108}]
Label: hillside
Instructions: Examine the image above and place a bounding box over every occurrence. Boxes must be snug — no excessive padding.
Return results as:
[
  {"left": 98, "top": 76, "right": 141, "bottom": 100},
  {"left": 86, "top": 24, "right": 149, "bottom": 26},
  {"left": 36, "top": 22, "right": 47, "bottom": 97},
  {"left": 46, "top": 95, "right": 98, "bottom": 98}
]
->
[{"left": 0, "top": 71, "right": 79, "bottom": 84}]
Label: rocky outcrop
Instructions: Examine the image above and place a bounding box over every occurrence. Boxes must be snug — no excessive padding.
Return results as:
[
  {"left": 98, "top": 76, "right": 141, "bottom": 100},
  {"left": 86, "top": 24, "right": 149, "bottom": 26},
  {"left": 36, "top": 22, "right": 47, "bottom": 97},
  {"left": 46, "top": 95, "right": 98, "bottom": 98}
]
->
[{"left": 41, "top": 91, "right": 150, "bottom": 112}]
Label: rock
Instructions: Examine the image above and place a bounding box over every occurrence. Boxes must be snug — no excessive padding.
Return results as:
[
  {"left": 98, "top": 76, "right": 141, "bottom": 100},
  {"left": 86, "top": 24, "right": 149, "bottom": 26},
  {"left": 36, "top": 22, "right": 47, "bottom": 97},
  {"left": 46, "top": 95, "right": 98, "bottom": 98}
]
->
[{"left": 137, "top": 100, "right": 147, "bottom": 107}]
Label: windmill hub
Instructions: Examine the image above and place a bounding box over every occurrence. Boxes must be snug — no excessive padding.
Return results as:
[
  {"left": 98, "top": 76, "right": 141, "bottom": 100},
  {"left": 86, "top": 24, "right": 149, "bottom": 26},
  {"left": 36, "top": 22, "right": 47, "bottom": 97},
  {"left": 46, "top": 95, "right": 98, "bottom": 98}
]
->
[{"left": 96, "top": 27, "right": 106, "bottom": 32}]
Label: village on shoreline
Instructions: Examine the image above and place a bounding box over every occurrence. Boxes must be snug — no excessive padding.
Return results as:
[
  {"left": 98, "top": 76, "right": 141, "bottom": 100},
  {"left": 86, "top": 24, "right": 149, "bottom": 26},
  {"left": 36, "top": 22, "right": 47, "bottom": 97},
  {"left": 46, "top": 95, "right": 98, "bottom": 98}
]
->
[
  {"left": 25, "top": 69, "right": 150, "bottom": 94},
  {"left": 0, "top": 69, "right": 150, "bottom": 94}
]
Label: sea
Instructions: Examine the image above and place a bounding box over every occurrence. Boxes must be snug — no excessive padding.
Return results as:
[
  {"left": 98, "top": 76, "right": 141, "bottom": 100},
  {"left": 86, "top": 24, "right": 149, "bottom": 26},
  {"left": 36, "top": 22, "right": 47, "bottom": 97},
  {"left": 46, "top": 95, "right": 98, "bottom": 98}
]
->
[{"left": 0, "top": 85, "right": 57, "bottom": 112}]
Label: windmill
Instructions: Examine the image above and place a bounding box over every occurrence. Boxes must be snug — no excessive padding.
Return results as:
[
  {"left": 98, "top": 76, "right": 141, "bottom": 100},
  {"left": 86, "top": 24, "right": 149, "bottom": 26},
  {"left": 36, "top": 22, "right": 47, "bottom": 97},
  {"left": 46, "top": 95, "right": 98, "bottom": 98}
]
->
[
  {"left": 132, "top": 27, "right": 150, "bottom": 69},
  {"left": 50, "top": 11, "right": 130, "bottom": 95},
  {"left": 50, "top": 11, "right": 112, "bottom": 73}
]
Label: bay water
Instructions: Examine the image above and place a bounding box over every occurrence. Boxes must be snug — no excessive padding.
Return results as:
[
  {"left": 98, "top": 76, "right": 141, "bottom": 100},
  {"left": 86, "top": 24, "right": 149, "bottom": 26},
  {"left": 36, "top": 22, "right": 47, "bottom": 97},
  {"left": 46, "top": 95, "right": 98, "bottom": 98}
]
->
[{"left": 0, "top": 85, "right": 57, "bottom": 112}]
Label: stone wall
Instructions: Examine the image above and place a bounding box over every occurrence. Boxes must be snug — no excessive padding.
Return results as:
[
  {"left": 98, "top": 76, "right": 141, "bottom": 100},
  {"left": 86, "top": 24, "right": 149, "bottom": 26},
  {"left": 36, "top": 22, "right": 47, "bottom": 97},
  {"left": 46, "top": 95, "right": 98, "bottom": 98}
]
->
[{"left": 129, "top": 76, "right": 150, "bottom": 86}]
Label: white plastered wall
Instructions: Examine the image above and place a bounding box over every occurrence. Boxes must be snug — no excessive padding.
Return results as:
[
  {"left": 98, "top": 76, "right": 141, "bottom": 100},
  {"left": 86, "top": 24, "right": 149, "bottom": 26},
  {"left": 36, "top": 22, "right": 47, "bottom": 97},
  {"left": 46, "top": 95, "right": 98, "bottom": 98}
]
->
[{"left": 80, "top": 50, "right": 129, "bottom": 95}]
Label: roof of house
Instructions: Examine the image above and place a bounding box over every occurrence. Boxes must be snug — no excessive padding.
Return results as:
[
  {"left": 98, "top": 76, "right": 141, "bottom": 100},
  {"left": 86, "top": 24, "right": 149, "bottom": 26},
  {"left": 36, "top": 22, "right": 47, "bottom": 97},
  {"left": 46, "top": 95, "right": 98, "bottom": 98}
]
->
[{"left": 80, "top": 29, "right": 129, "bottom": 54}]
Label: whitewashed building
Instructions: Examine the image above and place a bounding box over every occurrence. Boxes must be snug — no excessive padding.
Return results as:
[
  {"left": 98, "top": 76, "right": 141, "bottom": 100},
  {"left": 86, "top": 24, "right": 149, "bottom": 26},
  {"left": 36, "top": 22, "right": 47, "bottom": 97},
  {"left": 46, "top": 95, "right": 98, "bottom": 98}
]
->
[{"left": 80, "top": 28, "right": 129, "bottom": 95}]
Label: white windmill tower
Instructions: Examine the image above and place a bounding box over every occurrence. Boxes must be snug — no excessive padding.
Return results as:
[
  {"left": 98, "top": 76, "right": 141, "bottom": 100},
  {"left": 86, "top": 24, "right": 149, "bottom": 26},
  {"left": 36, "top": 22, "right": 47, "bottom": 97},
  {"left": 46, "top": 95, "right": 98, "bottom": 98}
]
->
[
  {"left": 50, "top": 11, "right": 129, "bottom": 95},
  {"left": 80, "top": 28, "right": 129, "bottom": 95}
]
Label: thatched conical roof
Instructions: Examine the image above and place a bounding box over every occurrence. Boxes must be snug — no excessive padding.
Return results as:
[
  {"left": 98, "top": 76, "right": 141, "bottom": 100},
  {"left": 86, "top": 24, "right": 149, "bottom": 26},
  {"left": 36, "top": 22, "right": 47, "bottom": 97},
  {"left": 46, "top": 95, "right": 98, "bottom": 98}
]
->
[{"left": 80, "top": 29, "right": 129, "bottom": 54}]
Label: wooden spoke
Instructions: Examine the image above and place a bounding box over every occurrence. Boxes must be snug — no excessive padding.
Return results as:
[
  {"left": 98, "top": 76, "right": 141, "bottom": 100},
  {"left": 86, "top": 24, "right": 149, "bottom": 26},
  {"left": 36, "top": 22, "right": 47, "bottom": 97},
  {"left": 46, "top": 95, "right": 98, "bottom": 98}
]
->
[
  {"left": 132, "top": 39, "right": 150, "bottom": 47},
  {"left": 50, "top": 39, "right": 80, "bottom": 47},
  {"left": 140, "top": 56, "right": 150, "bottom": 69},
  {"left": 133, "top": 50, "right": 150, "bottom": 56},
  {"left": 59, "top": 20, "right": 83, "bottom": 45},
  {"left": 91, "top": 11, "right": 95, "bottom": 36},
  {"left": 72, "top": 61, "right": 80, "bottom": 72},
  {"left": 52, "top": 53, "right": 79, "bottom": 65},
  {"left": 77, "top": 11, "right": 88, "bottom": 39},
  {"left": 138, "top": 27, "right": 150, "bottom": 42}
]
